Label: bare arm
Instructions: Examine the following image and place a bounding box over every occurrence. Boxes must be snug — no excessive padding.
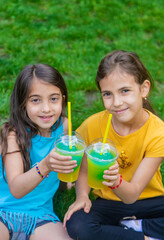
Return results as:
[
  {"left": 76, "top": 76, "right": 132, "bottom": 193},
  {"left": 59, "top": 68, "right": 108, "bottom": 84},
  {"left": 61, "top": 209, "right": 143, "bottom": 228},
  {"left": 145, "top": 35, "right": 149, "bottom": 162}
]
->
[
  {"left": 63, "top": 153, "right": 91, "bottom": 226},
  {"left": 4, "top": 132, "right": 77, "bottom": 199},
  {"left": 75, "top": 153, "right": 91, "bottom": 199},
  {"left": 105, "top": 156, "right": 163, "bottom": 204}
]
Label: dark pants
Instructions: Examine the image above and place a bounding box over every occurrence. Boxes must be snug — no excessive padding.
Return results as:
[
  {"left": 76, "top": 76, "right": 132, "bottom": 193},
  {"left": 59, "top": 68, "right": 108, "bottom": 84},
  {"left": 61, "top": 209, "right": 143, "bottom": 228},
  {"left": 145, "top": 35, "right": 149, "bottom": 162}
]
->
[{"left": 66, "top": 196, "right": 164, "bottom": 240}]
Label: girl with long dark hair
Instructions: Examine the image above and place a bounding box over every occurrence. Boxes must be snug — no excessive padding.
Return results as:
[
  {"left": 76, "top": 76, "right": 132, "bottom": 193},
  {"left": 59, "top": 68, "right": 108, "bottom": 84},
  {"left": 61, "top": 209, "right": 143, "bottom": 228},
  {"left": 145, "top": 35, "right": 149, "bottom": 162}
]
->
[{"left": 0, "top": 64, "right": 74, "bottom": 240}]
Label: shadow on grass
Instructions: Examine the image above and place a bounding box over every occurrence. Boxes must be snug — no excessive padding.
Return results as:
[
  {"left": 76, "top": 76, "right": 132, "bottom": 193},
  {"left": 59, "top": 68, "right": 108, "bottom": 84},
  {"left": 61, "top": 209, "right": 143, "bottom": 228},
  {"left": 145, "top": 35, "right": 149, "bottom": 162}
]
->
[{"left": 53, "top": 187, "right": 76, "bottom": 221}]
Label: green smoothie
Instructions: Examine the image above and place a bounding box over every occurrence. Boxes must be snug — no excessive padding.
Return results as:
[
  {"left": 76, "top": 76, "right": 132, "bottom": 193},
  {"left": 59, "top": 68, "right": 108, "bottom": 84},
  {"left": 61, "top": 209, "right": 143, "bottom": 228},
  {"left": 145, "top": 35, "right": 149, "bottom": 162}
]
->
[
  {"left": 55, "top": 133, "right": 85, "bottom": 182},
  {"left": 86, "top": 141, "right": 118, "bottom": 189}
]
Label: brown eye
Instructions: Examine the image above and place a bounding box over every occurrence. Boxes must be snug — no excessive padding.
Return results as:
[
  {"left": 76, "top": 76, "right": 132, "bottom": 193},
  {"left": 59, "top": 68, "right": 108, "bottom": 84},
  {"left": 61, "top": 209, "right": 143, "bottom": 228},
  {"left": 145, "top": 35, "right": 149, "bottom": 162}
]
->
[
  {"left": 32, "top": 98, "right": 40, "bottom": 103},
  {"left": 51, "top": 97, "right": 58, "bottom": 102},
  {"left": 102, "top": 92, "right": 111, "bottom": 98}
]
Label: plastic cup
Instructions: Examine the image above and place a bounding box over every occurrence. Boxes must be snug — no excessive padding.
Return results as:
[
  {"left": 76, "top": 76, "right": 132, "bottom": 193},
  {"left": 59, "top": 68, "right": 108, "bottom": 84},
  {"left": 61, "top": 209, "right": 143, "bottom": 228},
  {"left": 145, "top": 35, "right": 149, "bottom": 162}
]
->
[
  {"left": 55, "top": 131, "right": 86, "bottom": 182},
  {"left": 86, "top": 138, "right": 118, "bottom": 189}
]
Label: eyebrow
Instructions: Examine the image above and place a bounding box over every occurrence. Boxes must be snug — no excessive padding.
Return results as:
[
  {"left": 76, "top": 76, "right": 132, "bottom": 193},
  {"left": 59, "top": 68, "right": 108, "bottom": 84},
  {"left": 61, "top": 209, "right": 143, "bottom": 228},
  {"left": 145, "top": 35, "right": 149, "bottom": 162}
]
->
[
  {"left": 101, "top": 90, "right": 111, "bottom": 93},
  {"left": 101, "top": 86, "right": 132, "bottom": 93},
  {"left": 28, "top": 93, "right": 61, "bottom": 98}
]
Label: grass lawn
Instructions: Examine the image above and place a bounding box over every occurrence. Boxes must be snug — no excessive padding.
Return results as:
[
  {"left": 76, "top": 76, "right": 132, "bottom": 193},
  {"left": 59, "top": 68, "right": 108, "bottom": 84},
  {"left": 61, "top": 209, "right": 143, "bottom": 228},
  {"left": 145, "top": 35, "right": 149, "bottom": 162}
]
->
[{"left": 0, "top": 0, "right": 164, "bottom": 220}]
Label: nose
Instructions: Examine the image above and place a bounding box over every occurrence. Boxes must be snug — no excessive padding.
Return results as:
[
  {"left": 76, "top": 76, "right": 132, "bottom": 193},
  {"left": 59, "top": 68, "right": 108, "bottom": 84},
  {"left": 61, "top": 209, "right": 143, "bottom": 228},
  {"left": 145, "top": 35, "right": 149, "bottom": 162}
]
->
[
  {"left": 113, "top": 95, "right": 123, "bottom": 107},
  {"left": 41, "top": 101, "right": 50, "bottom": 113}
]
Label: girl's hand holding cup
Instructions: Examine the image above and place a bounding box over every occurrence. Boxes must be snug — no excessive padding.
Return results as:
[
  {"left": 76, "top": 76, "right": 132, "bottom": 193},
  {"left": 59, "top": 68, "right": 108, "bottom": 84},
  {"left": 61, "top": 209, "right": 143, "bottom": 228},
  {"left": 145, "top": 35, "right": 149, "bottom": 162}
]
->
[
  {"left": 54, "top": 131, "right": 86, "bottom": 182},
  {"left": 45, "top": 148, "right": 77, "bottom": 174},
  {"left": 102, "top": 161, "right": 120, "bottom": 188}
]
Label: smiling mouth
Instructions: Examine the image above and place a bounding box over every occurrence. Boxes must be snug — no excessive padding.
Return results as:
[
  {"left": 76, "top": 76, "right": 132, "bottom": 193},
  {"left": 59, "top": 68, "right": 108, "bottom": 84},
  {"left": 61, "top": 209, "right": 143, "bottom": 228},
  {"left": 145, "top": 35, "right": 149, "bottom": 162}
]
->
[
  {"left": 114, "top": 108, "right": 128, "bottom": 114},
  {"left": 39, "top": 115, "right": 53, "bottom": 121},
  {"left": 40, "top": 115, "right": 52, "bottom": 118}
]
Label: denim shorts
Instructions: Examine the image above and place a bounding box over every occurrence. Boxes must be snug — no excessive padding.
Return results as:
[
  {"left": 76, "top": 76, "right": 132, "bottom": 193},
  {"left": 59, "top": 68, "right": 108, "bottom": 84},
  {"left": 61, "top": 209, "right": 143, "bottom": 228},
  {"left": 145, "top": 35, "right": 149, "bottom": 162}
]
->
[{"left": 0, "top": 213, "right": 56, "bottom": 240}]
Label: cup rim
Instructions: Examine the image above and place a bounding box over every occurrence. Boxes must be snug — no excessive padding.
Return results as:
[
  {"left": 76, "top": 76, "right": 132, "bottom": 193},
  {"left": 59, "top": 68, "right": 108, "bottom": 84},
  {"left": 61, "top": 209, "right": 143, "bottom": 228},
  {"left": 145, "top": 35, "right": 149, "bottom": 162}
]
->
[
  {"left": 56, "top": 130, "right": 85, "bottom": 141},
  {"left": 54, "top": 131, "right": 86, "bottom": 154},
  {"left": 85, "top": 138, "right": 118, "bottom": 162}
]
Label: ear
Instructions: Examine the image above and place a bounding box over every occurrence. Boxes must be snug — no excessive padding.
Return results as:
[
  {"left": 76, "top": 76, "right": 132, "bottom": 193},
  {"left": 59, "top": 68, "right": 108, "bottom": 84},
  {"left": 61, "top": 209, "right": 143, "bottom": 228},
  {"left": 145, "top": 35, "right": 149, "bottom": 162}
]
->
[{"left": 141, "top": 80, "right": 150, "bottom": 98}]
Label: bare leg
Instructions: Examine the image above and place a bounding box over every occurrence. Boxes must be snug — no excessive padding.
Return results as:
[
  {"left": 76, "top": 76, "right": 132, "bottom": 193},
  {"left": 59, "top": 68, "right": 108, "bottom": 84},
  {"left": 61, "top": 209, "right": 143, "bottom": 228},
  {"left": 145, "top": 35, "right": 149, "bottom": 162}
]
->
[
  {"left": 0, "top": 222, "right": 9, "bottom": 240},
  {"left": 30, "top": 222, "right": 73, "bottom": 240}
]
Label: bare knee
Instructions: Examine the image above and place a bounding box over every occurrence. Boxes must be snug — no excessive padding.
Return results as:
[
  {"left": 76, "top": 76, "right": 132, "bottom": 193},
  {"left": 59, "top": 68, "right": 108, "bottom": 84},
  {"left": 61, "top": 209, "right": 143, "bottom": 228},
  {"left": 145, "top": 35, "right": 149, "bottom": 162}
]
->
[
  {"left": 30, "top": 222, "right": 72, "bottom": 240},
  {"left": 0, "top": 222, "right": 10, "bottom": 240}
]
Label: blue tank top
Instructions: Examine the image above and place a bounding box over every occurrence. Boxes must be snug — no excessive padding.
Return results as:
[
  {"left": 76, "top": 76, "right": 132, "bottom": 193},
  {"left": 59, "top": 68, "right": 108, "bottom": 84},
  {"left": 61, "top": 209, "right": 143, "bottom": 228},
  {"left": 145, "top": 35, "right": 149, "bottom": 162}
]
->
[{"left": 0, "top": 121, "right": 63, "bottom": 234}]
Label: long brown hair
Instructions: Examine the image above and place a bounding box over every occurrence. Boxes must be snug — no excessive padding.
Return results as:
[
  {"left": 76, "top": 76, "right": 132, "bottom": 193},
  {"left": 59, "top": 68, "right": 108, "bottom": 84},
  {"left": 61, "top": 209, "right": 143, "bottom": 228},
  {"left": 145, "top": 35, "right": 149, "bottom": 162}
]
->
[
  {"left": 1, "top": 64, "right": 68, "bottom": 173},
  {"left": 96, "top": 50, "right": 155, "bottom": 113}
]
